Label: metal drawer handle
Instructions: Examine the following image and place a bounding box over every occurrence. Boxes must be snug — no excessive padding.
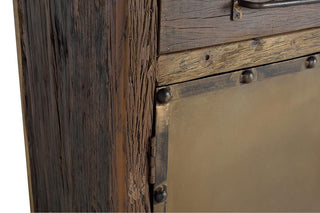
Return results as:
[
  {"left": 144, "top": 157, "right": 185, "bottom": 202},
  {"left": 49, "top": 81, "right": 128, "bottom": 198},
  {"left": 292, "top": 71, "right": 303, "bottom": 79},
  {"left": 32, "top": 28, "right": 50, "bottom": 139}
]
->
[{"left": 238, "top": 0, "right": 320, "bottom": 9}]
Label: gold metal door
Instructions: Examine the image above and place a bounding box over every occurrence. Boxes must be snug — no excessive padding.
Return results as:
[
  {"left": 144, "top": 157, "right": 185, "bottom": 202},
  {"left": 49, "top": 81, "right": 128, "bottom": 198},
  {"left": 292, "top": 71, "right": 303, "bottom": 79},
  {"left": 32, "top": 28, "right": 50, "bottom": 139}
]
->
[{"left": 154, "top": 55, "right": 320, "bottom": 212}]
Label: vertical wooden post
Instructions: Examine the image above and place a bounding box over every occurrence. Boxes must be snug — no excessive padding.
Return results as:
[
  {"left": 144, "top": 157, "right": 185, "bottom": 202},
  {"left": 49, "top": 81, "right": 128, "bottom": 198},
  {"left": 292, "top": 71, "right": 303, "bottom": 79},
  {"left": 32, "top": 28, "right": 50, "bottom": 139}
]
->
[{"left": 13, "top": 0, "right": 158, "bottom": 211}]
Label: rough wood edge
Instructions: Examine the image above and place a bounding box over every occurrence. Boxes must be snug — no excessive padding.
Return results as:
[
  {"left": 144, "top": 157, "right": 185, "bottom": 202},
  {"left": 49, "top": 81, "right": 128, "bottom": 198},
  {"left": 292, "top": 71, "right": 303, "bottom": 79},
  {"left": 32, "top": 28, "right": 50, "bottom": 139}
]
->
[
  {"left": 158, "top": 28, "right": 320, "bottom": 86},
  {"left": 13, "top": 0, "right": 34, "bottom": 211}
]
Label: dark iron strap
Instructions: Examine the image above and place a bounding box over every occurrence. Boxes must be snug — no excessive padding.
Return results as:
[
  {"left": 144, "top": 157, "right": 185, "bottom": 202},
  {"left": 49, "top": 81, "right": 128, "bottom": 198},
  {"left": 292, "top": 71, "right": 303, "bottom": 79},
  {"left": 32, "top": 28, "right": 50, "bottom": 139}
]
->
[{"left": 238, "top": 0, "right": 320, "bottom": 9}]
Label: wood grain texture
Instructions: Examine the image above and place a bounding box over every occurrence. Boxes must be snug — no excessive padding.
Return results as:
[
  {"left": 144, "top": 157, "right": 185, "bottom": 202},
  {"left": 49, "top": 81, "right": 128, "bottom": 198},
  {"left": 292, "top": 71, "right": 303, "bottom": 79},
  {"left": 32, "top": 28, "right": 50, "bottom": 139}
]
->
[
  {"left": 14, "top": 0, "right": 157, "bottom": 211},
  {"left": 160, "top": 0, "right": 320, "bottom": 53},
  {"left": 158, "top": 28, "right": 320, "bottom": 85}
]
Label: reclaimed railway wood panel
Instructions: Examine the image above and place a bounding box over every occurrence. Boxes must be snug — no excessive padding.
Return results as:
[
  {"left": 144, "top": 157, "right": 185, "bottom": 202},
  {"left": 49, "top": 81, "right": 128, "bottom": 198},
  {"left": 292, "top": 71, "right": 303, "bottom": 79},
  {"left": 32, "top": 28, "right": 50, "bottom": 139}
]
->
[
  {"left": 160, "top": 0, "right": 320, "bottom": 53},
  {"left": 158, "top": 28, "right": 320, "bottom": 85},
  {"left": 14, "top": 0, "right": 158, "bottom": 211}
]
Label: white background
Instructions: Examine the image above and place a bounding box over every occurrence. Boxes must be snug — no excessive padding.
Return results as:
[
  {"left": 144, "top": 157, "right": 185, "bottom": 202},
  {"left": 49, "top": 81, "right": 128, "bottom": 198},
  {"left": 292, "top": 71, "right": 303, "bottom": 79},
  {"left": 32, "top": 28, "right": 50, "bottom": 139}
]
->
[{"left": 0, "top": 1, "right": 30, "bottom": 212}]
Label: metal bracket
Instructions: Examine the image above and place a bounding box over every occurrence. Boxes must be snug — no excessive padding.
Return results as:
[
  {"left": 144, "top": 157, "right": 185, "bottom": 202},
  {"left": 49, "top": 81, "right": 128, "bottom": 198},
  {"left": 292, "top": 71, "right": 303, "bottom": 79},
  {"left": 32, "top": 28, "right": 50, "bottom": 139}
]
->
[
  {"left": 149, "top": 137, "right": 156, "bottom": 184},
  {"left": 232, "top": 0, "right": 243, "bottom": 21}
]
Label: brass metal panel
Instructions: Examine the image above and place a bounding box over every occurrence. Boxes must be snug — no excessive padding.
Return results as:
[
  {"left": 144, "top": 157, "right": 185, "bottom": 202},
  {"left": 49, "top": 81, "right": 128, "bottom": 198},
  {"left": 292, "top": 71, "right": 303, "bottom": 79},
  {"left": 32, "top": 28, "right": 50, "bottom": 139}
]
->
[{"left": 154, "top": 55, "right": 320, "bottom": 212}]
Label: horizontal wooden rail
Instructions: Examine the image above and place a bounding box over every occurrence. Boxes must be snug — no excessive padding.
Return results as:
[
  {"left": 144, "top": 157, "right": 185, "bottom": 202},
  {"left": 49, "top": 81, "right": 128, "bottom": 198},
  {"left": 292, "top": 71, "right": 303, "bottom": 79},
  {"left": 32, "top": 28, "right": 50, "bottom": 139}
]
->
[{"left": 158, "top": 28, "right": 320, "bottom": 86}]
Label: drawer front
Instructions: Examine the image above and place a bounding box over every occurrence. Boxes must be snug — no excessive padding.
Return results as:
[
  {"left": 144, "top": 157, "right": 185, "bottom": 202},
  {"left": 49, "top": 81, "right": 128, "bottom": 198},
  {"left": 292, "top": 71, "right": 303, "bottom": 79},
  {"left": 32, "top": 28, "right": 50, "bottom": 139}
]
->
[
  {"left": 154, "top": 54, "right": 320, "bottom": 212},
  {"left": 160, "top": 0, "right": 320, "bottom": 53}
]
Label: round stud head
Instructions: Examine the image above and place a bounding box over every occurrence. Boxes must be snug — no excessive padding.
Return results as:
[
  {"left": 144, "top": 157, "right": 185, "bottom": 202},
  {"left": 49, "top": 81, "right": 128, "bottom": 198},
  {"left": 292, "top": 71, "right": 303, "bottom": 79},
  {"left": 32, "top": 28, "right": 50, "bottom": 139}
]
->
[
  {"left": 306, "top": 56, "right": 317, "bottom": 69},
  {"left": 154, "top": 186, "right": 168, "bottom": 203},
  {"left": 157, "top": 87, "right": 172, "bottom": 104},
  {"left": 240, "top": 70, "right": 254, "bottom": 84}
]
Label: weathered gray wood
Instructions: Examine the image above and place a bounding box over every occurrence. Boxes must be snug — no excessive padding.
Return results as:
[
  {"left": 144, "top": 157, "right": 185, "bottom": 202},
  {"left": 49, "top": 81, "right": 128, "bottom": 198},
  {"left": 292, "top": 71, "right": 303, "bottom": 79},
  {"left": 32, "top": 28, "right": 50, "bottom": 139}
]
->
[
  {"left": 14, "top": 0, "right": 158, "bottom": 211},
  {"left": 158, "top": 28, "right": 320, "bottom": 85},
  {"left": 160, "top": 0, "right": 320, "bottom": 53}
]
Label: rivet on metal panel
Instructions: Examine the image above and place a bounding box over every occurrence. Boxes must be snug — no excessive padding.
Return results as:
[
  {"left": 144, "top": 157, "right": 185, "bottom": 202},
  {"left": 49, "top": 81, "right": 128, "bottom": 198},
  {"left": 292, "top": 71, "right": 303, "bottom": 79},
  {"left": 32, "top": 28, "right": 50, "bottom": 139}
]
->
[
  {"left": 157, "top": 87, "right": 172, "bottom": 104},
  {"left": 240, "top": 69, "right": 254, "bottom": 84},
  {"left": 154, "top": 185, "right": 168, "bottom": 203},
  {"left": 306, "top": 56, "right": 317, "bottom": 69}
]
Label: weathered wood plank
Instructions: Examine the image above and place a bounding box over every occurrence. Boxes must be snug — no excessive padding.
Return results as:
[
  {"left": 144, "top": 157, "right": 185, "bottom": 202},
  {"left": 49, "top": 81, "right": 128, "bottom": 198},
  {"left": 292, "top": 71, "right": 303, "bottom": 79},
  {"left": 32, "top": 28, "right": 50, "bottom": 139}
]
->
[
  {"left": 14, "top": 0, "right": 158, "bottom": 211},
  {"left": 161, "top": 0, "right": 230, "bottom": 21},
  {"left": 160, "top": 0, "right": 320, "bottom": 53},
  {"left": 13, "top": 0, "right": 34, "bottom": 211},
  {"left": 158, "top": 28, "right": 320, "bottom": 85}
]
